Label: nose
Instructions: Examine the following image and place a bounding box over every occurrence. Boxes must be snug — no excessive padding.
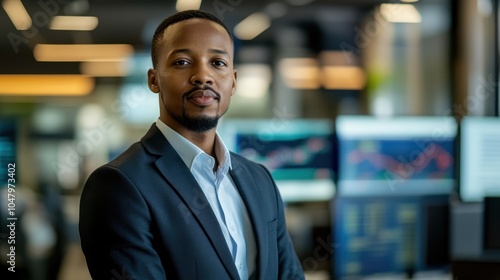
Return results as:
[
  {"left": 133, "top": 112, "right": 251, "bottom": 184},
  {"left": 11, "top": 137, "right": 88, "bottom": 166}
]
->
[{"left": 190, "top": 63, "right": 214, "bottom": 86}]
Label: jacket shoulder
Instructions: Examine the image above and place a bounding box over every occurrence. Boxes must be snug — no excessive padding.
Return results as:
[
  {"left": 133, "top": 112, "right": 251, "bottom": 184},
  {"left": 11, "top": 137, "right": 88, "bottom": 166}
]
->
[
  {"left": 89, "top": 141, "right": 153, "bottom": 181},
  {"left": 230, "top": 152, "right": 265, "bottom": 169},
  {"left": 109, "top": 142, "right": 147, "bottom": 167}
]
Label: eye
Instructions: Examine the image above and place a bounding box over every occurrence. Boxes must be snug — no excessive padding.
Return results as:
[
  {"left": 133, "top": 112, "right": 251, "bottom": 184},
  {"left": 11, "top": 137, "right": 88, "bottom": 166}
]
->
[
  {"left": 212, "top": 60, "right": 227, "bottom": 67},
  {"left": 173, "top": 59, "right": 190, "bottom": 66}
]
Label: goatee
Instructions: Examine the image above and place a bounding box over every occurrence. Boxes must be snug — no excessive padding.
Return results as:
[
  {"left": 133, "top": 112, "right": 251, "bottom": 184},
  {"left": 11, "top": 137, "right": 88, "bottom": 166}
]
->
[{"left": 179, "top": 114, "right": 219, "bottom": 133}]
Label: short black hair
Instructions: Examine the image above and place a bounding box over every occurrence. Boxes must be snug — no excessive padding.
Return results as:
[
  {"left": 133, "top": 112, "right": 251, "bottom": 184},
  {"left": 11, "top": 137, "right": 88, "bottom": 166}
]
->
[{"left": 151, "top": 10, "right": 233, "bottom": 69}]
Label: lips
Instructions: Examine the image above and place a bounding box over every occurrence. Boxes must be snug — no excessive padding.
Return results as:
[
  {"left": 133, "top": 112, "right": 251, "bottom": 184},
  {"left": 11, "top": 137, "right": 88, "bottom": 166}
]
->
[{"left": 187, "top": 90, "right": 219, "bottom": 106}]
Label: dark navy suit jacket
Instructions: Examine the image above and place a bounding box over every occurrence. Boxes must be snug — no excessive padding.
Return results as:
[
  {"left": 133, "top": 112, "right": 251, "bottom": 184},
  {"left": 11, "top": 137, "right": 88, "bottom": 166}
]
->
[{"left": 79, "top": 124, "right": 305, "bottom": 280}]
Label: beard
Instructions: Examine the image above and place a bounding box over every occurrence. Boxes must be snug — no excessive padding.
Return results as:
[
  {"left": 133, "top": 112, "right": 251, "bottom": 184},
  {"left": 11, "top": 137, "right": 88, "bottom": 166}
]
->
[
  {"left": 178, "top": 113, "right": 220, "bottom": 133},
  {"left": 166, "top": 107, "right": 221, "bottom": 133}
]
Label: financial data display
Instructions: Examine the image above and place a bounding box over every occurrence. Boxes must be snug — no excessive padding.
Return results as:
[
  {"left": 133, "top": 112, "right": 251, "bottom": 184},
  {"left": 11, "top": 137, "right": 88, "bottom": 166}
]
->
[
  {"left": 218, "top": 119, "right": 335, "bottom": 202},
  {"left": 220, "top": 119, "right": 334, "bottom": 179},
  {"left": 333, "top": 195, "right": 450, "bottom": 278},
  {"left": 235, "top": 133, "right": 333, "bottom": 180},
  {"left": 460, "top": 117, "right": 500, "bottom": 202},
  {"left": 336, "top": 116, "right": 457, "bottom": 196}
]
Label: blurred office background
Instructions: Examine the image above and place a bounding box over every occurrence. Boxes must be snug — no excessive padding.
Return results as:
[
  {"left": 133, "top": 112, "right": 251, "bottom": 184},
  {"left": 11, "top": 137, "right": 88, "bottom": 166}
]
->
[{"left": 0, "top": 0, "right": 499, "bottom": 279}]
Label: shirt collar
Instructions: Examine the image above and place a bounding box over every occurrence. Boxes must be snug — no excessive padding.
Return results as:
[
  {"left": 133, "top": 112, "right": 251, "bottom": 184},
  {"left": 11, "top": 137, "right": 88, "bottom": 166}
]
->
[{"left": 155, "top": 119, "right": 232, "bottom": 171}]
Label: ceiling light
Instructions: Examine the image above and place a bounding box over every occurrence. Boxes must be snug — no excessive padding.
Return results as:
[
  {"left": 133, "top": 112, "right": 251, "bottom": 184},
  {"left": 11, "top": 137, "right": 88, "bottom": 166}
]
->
[
  {"left": 2, "top": 0, "right": 31, "bottom": 30},
  {"left": 235, "top": 64, "right": 272, "bottom": 99},
  {"left": 234, "top": 13, "right": 271, "bottom": 40},
  {"left": 321, "top": 66, "right": 366, "bottom": 90},
  {"left": 279, "top": 58, "right": 321, "bottom": 89},
  {"left": 80, "top": 61, "right": 129, "bottom": 77},
  {"left": 33, "top": 44, "right": 134, "bottom": 62},
  {"left": 380, "top": 3, "right": 422, "bottom": 23},
  {"left": 49, "top": 16, "right": 99, "bottom": 31},
  {"left": 176, "top": 0, "right": 202, "bottom": 11},
  {"left": 0, "top": 75, "right": 95, "bottom": 96}
]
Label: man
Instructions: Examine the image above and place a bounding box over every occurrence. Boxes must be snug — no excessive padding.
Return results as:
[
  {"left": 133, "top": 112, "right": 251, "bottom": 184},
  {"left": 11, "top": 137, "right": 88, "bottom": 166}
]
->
[{"left": 79, "top": 9, "right": 305, "bottom": 280}]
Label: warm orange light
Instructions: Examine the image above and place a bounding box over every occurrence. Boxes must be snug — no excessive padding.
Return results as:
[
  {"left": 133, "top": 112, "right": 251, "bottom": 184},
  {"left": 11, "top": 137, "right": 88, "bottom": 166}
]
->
[
  {"left": 279, "top": 58, "right": 321, "bottom": 89},
  {"left": 0, "top": 75, "right": 95, "bottom": 95},
  {"left": 175, "top": 0, "right": 202, "bottom": 11},
  {"left": 279, "top": 57, "right": 366, "bottom": 90},
  {"left": 322, "top": 66, "right": 366, "bottom": 90},
  {"left": 234, "top": 13, "right": 271, "bottom": 40},
  {"left": 80, "top": 60, "right": 129, "bottom": 77},
  {"left": 2, "top": 0, "right": 31, "bottom": 30},
  {"left": 380, "top": 3, "right": 422, "bottom": 23},
  {"left": 33, "top": 44, "right": 134, "bottom": 62},
  {"left": 50, "top": 16, "right": 99, "bottom": 31}
]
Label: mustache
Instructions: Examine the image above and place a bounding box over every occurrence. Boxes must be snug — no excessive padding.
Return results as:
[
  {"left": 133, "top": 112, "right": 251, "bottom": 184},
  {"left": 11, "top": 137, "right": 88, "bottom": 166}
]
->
[{"left": 183, "top": 86, "right": 221, "bottom": 99}]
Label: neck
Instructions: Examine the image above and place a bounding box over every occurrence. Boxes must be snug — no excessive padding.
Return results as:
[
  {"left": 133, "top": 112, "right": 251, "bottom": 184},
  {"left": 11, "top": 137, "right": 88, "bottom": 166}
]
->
[
  {"left": 161, "top": 110, "right": 223, "bottom": 158},
  {"left": 184, "top": 129, "right": 217, "bottom": 157},
  {"left": 162, "top": 117, "right": 218, "bottom": 157}
]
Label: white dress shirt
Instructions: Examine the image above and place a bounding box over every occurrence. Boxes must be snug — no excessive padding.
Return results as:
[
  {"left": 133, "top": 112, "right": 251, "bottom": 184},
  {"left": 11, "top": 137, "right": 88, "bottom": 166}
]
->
[{"left": 156, "top": 119, "right": 256, "bottom": 280}]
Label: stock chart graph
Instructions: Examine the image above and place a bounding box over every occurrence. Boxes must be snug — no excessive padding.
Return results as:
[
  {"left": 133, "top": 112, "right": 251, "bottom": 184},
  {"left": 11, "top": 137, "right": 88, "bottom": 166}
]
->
[
  {"left": 236, "top": 133, "right": 334, "bottom": 180},
  {"left": 340, "top": 138, "right": 454, "bottom": 181},
  {"left": 218, "top": 119, "right": 336, "bottom": 201}
]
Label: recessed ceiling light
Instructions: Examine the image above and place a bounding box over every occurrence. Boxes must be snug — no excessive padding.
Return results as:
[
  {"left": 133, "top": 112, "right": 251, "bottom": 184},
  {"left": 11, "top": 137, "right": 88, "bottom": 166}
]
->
[
  {"left": 2, "top": 0, "right": 31, "bottom": 30},
  {"left": 0, "top": 75, "right": 94, "bottom": 96},
  {"left": 234, "top": 13, "right": 271, "bottom": 40},
  {"left": 50, "top": 16, "right": 99, "bottom": 31},
  {"left": 33, "top": 44, "right": 134, "bottom": 62}
]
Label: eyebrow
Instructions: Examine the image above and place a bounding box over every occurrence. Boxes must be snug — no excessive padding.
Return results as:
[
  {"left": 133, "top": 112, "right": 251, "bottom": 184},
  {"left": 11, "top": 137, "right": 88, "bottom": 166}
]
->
[{"left": 169, "top": 48, "right": 230, "bottom": 58}]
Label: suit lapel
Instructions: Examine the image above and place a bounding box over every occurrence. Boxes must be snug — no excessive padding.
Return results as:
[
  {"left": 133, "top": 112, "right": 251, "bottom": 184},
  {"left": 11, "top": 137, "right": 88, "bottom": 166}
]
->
[
  {"left": 141, "top": 124, "right": 240, "bottom": 280},
  {"left": 230, "top": 156, "right": 269, "bottom": 279}
]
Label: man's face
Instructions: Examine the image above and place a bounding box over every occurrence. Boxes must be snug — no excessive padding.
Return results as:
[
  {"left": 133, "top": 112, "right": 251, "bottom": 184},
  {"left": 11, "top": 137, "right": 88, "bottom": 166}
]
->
[{"left": 148, "top": 18, "right": 236, "bottom": 133}]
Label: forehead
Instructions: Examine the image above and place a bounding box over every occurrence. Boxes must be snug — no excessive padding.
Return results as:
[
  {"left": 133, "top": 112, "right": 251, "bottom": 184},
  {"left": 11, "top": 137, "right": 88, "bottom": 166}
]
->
[{"left": 161, "top": 18, "right": 233, "bottom": 53}]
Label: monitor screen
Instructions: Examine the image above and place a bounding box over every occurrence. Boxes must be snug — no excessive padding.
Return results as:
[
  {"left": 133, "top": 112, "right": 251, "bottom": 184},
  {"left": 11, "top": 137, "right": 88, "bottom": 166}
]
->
[
  {"left": 335, "top": 116, "right": 457, "bottom": 196},
  {"left": 0, "top": 119, "right": 17, "bottom": 187},
  {"left": 218, "top": 119, "right": 335, "bottom": 202},
  {"left": 30, "top": 106, "right": 76, "bottom": 139},
  {"left": 460, "top": 117, "right": 500, "bottom": 202},
  {"left": 333, "top": 195, "right": 450, "bottom": 279}
]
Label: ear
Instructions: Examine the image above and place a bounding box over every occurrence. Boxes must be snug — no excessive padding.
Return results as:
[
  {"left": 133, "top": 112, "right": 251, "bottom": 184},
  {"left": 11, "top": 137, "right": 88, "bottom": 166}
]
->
[
  {"left": 231, "top": 69, "right": 237, "bottom": 96},
  {"left": 148, "top": 69, "right": 160, "bottom": 93}
]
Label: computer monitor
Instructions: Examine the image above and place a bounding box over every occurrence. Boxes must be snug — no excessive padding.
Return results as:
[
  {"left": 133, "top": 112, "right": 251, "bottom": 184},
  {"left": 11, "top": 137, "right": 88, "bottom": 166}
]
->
[
  {"left": 332, "top": 195, "right": 450, "bottom": 279},
  {"left": 335, "top": 116, "right": 457, "bottom": 196},
  {"left": 218, "top": 119, "right": 335, "bottom": 202},
  {"left": 0, "top": 119, "right": 17, "bottom": 186},
  {"left": 460, "top": 117, "right": 500, "bottom": 202},
  {"left": 333, "top": 116, "right": 455, "bottom": 278}
]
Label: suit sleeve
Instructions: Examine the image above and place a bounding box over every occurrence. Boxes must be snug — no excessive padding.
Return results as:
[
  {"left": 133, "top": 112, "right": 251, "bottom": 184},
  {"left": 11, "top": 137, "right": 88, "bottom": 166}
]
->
[
  {"left": 79, "top": 165, "right": 166, "bottom": 280},
  {"left": 260, "top": 165, "right": 305, "bottom": 280}
]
